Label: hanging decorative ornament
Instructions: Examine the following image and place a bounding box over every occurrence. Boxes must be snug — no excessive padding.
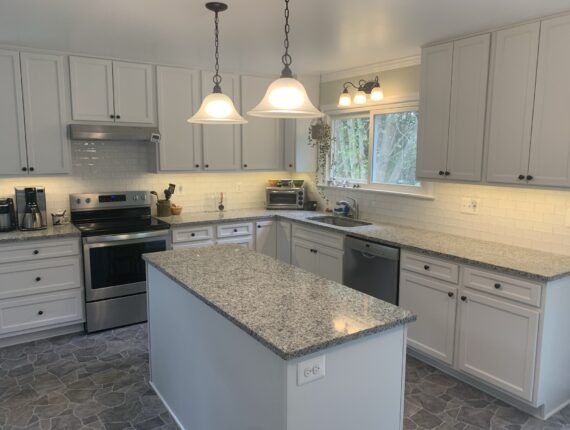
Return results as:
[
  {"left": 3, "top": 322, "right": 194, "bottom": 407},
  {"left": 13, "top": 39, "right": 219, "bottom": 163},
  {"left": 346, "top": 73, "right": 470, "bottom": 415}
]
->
[
  {"left": 189, "top": 2, "right": 247, "bottom": 124},
  {"left": 248, "top": 0, "right": 323, "bottom": 118}
]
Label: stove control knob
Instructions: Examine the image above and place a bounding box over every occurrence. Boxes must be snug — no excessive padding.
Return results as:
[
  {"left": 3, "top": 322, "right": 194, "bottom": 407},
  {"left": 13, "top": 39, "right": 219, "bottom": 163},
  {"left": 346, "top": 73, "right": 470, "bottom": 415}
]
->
[
  {"left": 133, "top": 195, "right": 139, "bottom": 201},
  {"left": 85, "top": 198, "right": 91, "bottom": 204},
  {"left": 141, "top": 194, "right": 147, "bottom": 200},
  {"left": 75, "top": 198, "right": 81, "bottom": 205}
]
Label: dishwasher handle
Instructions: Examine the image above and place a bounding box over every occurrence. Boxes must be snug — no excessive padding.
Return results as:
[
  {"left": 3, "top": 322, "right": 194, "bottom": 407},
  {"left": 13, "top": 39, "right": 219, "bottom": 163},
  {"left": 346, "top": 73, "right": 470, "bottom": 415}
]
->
[{"left": 345, "top": 236, "right": 400, "bottom": 261}]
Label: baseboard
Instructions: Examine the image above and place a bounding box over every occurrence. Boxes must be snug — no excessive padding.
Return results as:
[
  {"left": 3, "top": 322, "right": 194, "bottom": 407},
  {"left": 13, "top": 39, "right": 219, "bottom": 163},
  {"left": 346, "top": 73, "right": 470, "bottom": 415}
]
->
[
  {"left": 0, "top": 323, "right": 85, "bottom": 348},
  {"left": 150, "top": 380, "right": 186, "bottom": 430}
]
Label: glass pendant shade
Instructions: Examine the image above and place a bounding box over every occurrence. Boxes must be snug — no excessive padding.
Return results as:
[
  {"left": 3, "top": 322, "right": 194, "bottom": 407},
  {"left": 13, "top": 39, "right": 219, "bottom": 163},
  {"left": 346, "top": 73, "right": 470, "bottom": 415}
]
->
[
  {"left": 248, "top": 77, "right": 323, "bottom": 118},
  {"left": 370, "top": 86, "right": 384, "bottom": 101},
  {"left": 188, "top": 92, "right": 247, "bottom": 124},
  {"left": 353, "top": 90, "right": 367, "bottom": 105},
  {"left": 338, "top": 90, "right": 352, "bottom": 107}
]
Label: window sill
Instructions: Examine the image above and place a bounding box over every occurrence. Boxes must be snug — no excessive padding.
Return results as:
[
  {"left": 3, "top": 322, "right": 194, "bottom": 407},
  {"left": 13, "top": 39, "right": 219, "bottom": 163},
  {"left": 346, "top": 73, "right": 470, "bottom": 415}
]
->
[{"left": 317, "top": 184, "right": 435, "bottom": 201}]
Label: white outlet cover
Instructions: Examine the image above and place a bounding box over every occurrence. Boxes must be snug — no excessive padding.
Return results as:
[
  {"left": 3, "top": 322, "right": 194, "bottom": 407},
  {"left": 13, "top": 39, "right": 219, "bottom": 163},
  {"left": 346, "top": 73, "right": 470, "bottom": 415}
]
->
[
  {"left": 461, "top": 197, "right": 479, "bottom": 215},
  {"left": 297, "top": 355, "right": 326, "bottom": 386}
]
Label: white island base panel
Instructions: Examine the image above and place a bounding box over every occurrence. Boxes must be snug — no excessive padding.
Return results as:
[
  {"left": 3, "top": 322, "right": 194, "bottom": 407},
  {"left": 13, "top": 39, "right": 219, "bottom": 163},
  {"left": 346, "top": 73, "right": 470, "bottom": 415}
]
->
[{"left": 147, "top": 267, "right": 408, "bottom": 430}]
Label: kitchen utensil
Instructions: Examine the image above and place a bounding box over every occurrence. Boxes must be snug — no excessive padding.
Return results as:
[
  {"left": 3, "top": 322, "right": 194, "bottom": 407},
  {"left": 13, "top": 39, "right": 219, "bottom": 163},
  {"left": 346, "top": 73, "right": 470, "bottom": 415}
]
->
[
  {"left": 218, "top": 192, "right": 225, "bottom": 211},
  {"left": 164, "top": 184, "right": 176, "bottom": 200},
  {"left": 0, "top": 198, "right": 17, "bottom": 232},
  {"left": 51, "top": 210, "right": 69, "bottom": 225}
]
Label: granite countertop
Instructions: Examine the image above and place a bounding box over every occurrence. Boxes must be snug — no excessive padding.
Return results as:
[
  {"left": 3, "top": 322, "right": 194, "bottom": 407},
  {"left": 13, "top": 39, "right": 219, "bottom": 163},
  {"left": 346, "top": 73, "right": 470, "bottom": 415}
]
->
[
  {"left": 161, "top": 209, "right": 570, "bottom": 281},
  {"left": 0, "top": 224, "right": 81, "bottom": 243},
  {"left": 144, "top": 245, "right": 416, "bottom": 360}
]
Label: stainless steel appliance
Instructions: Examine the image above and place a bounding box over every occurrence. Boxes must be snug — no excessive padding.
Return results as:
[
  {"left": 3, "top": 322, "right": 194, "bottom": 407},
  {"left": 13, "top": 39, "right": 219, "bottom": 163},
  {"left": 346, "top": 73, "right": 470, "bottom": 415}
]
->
[
  {"left": 0, "top": 198, "right": 17, "bottom": 232},
  {"left": 15, "top": 187, "right": 47, "bottom": 231},
  {"left": 343, "top": 236, "right": 400, "bottom": 304},
  {"left": 266, "top": 186, "right": 305, "bottom": 209},
  {"left": 68, "top": 124, "right": 161, "bottom": 143},
  {"left": 70, "top": 191, "right": 170, "bottom": 332}
]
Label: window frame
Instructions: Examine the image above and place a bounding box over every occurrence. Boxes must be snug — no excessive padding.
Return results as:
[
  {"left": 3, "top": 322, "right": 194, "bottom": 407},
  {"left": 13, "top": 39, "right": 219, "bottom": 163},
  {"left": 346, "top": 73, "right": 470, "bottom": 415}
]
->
[{"left": 327, "top": 101, "right": 433, "bottom": 199}]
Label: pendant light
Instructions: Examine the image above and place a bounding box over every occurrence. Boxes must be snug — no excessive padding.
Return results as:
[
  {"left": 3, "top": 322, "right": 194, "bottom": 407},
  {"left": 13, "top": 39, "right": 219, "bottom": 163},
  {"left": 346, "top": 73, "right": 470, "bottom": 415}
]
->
[
  {"left": 248, "top": 0, "right": 323, "bottom": 119},
  {"left": 188, "top": 2, "right": 247, "bottom": 124}
]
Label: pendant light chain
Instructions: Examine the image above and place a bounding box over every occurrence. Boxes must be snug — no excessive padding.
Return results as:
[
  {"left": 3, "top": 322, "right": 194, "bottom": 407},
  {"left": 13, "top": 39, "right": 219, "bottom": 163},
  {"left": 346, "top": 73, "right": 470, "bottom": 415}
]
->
[
  {"left": 212, "top": 9, "right": 222, "bottom": 92},
  {"left": 281, "top": 0, "right": 293, "bottom": 77}
]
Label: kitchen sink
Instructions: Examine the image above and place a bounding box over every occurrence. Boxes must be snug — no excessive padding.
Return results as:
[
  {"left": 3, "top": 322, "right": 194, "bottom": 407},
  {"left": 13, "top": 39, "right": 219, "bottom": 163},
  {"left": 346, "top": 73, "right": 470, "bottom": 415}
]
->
[{"left": 307, "top": 216, "right": 372, "bottom": 228}]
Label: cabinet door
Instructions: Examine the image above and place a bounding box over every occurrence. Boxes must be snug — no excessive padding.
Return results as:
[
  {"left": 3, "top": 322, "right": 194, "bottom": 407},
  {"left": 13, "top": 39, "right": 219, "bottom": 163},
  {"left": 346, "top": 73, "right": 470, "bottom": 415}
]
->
[
  {"left": 113, "top": 61, "right": 155, "bottom": 124},
  {"left": 486, "top": 23, "right": 540, "bottom": 184},
  {"left": 0, "top": 50, "right": 28, "bottom": 175},
  {"left": 20, "top": 53, "right": 70, "bottom": 175},
  {"left": 201, "top": 71, "right": 241, "bottom": 170},
  {"left": 417, "top": 42, "right": 453, "bottom": 179},
  {"left": 276, "top": 221, "right": 292, "bottom": 263},
  {"left": 255, "top": 220, "right": 276, "bottom": 258},
  {"left": 446, "top": 34, "right": 490, "bottom": 182},
  {"left": 241, "top": 75, "right": 283, "bottom": 170},
  {"left": 316, "top": 245, "right": 343, "bottom": 284},
  {"left": 156, "top": 66, "right": 202, "bottom": 171},
  {"left": 69, "top": 56, "right": 114, "bottom": 122},
  {"left": 528, "top": 15, "right": 570, "bottom": 187},
  {"left": 458, "top": 291, "right": 539, "bottom": 401},
  {"left": 399, "top": 272, "right": 457, "bottom": 364},
  {"left": 291, "top": 238, "right": 318, "bottom": 274}
]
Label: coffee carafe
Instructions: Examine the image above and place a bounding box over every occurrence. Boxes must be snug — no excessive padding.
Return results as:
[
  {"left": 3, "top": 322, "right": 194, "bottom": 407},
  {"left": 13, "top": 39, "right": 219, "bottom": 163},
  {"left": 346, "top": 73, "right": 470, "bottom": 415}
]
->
[
  {"left": 0, "top": 198, "right": 17, "bottom": 232},
  {"left": 16, "top": 187, "right": 47, "bottom": 231}
]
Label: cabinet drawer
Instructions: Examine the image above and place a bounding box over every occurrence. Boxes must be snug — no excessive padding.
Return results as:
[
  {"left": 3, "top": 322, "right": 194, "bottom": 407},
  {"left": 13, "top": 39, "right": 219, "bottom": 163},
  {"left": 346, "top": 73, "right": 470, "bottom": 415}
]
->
[
  {"left": 0, "top": 257, "right": 81, "bottom": 300},
  {"left": 463, "top": 267, "right": 542, "bottom": 307},
  {"left": 401, "top": 252, "right": 459, "bottom": 284},
  {"left": 292, "top": 224, "right": 344, "bottom": 250},
  {"left": 172, "top": 225, "right": 214, "bottom": 243},
  {"left": 0, "top": 289, "right": 84, "bottom": 334},
  {"left": 217, "top": 236, "right": 255, "bottom": 250},
  {"left": 0, "top": 239, "right": 79, "bottom": 264},
  {"left": 172, "top": 240, "right": 215, "bottom": 250},
  {"left": 216, "top": 222, "right": 254, "bottom": 239}
]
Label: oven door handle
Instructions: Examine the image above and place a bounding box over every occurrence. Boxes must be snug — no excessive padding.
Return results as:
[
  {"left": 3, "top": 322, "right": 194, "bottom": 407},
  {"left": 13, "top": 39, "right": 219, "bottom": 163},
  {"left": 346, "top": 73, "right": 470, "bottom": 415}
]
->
[{"left": 83, "top": 230, "right": 170, "bottom": 246}]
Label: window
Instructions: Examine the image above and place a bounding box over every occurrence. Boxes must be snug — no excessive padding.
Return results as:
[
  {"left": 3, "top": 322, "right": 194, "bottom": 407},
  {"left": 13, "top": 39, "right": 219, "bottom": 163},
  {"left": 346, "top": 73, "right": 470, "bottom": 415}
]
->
[{"left": 329, "top": 103, "right": 431, "bottom": 198}]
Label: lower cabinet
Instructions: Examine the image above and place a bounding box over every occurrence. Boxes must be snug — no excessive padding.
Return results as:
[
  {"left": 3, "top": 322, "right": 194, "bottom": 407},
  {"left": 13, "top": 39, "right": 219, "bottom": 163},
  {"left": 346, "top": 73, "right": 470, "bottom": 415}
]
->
[
  {"left": 291, "top": 236, "right": 343, "bottom": 283},
  {"left": 276, "top": 221, "right": 292, "bottom": 263},
  {"left": 255, "top": 220, "right": 277, "bottom": 258},
  {"left": 399, "top": 271, "right": 457, "bottom": 365}
]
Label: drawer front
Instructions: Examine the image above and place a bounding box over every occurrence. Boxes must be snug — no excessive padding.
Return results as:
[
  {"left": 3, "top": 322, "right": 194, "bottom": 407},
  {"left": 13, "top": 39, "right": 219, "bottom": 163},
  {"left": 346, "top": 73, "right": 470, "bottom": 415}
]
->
[
  {"left": 0, "top": 257, "right": 82, "bottom": 300},
  {"left": 0, "top": 289, "right": 84, "bottom": 334},
  {"left": 217, "top": 236, "right": 255, "bottom": 250},
  {"left": 292, "top": 224, "right": 344, "bottom": 250},
  {"left": 172, "top": 225, "right": 214, "bottom": 243},
  {"left": 401, "top": 251, "right": 459, "bottom": 284},
  {"left": 172, "top": 240, "right": 216, "bottom": 250},
  {"left": 216, "top": 222, "right": 254, "bottom": 239},
  {"left": 0, "top": 239, "right": 80, "bottom": 264},
  {"left": 463, "top": 267, "right": 542, "bottom": 307}
]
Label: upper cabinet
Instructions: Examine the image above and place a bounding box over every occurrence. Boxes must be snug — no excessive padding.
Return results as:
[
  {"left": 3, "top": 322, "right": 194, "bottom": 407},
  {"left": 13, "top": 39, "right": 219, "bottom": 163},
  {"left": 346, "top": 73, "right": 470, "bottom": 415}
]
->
[
  {"left": 417, "top": 34, "right": 490, "bottom": 182},
  {"left": 201, "top": 71, "right": 241, "bottom": 171},
  {"left": 20, "top": 53, "right": 70, "bottom": 175},
  {"left": 70, "top": 56, "right": 155, "bottom": 124},
  {"left": 156, "top": 66, "right": 202, "bottom": 171},
  {"left": 485, "top": 23, "right": 540, "bottom": 185},
  {"left": 241, "top": 75, "right": 283, "bottom": 170}
]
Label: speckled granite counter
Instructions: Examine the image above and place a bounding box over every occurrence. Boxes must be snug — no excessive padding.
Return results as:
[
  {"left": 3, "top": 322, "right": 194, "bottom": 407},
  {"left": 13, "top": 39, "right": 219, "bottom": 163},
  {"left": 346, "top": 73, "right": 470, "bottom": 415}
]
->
[
  {"left": 144, "top": 245, "right": 415, "bottom": 360},
  {"left": 160, "top": 209, "right": 570, "bottom": 281},
  {"left": 0, "top": 224, "right": 80, "bottom": 244}
]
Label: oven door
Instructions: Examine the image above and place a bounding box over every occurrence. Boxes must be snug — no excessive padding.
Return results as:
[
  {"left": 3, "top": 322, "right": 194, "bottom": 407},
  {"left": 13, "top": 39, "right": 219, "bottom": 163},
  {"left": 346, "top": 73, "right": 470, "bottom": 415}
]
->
[
  {"left": 266, "top": 189, "right": 299, "bottom": 209},
  {"left": 83, "top": 230, "right": 170, "bottom": 302}
]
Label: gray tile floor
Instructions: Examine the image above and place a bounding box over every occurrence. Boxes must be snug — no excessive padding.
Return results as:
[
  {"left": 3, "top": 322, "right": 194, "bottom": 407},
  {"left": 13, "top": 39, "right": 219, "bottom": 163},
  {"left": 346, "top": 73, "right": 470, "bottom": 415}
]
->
[{"left": 0, "top": 324, "right": 568, "bottom": 430}]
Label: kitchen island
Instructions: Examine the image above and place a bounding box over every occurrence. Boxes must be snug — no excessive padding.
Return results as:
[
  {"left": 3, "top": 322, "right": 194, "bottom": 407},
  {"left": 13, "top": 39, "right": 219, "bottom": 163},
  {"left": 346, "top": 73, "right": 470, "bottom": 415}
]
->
[{"left": 144, "top": 245, "right": 415, "bottom": 430}]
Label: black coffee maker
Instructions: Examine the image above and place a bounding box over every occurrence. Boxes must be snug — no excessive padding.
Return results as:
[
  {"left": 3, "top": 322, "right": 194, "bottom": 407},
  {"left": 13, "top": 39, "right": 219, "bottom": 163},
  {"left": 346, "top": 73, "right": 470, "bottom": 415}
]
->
[{"left": 0, "top": 198, "right": 17, "bottom": 232}]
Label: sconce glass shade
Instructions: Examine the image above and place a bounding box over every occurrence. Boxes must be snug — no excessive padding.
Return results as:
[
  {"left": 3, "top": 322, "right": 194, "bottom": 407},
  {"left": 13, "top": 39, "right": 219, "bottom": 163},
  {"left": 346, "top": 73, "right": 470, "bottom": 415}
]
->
[
  {"left": 338, "top": 90, "right": 352, "bottom": 107},
  {"left": 248, "top": 77, "right": 323, "bottom": 118},
  {"left": 353, "top": 90, "right": 367, "bottom": 105},
  {"left": 370, "top": 86, "right": 384, "bottom": 101},
  {"left": 188, "top": 92, "right": 247, "bottom": 124}
]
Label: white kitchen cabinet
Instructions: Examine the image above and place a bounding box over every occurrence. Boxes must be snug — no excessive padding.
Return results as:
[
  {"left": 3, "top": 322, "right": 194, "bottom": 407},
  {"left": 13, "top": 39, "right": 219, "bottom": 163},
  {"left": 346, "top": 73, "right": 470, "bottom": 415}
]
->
[
  {"left": 485, "top": 23, "right": 540, "bottom": 185},
  {"left": 417, "top": 35, "right": 490, "bottom": 182},
  {"left": 292, "top": 237, "right": 343, "bottom": 283},
  {"left": 276, "top": 221, "right": 292, "bottom": 263},
  {"left": 0, "top": 49, "right": 28, "bottom": 175},
  {"left": 241, "top": 75, "right": 283, "bottom": 170},
  {"left": 528, "top": 14, "right": 570, "bottom": 187},
  {"left": 201, "top": 71, "right": 241, "bottom": 171},
  {"left": 399, "top": 271, "right": 457, "bottom": 365},
  {"left": 156, "top": 66, "right": 202, "bottom": 171},
  {"left": 217, "top": 236, "right": 254, "bottom": 250},
  {"left": 255, "top": 220, "right": 277, "bottom": 258},
  {"left": 292, "top": 238, "right": 318, "bottom": 274},
  {"left": 20, "top": 53, "right": 70, "bottom": 175},
  {"left": 69, "top": 56, "right": 114, "bottom": 122},
  {"left": 69, "top": 56, "right": 155, "bottom": 124},
  {"left": 457, "top": 290, "right": 539, "bottom": 401}
]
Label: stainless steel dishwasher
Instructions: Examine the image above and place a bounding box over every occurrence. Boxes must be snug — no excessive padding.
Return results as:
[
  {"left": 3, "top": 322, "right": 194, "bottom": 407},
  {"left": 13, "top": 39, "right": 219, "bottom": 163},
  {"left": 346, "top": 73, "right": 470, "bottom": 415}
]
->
[{"left": 343, "top": 236, "right": 400, "bottom": 304}]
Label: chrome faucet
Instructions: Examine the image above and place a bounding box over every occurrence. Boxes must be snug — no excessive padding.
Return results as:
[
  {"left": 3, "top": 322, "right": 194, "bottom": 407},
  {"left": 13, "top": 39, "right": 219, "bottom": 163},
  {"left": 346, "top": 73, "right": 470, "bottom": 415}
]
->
[{"left": 336, "top": 197, "right": 359, "bottom": 219}]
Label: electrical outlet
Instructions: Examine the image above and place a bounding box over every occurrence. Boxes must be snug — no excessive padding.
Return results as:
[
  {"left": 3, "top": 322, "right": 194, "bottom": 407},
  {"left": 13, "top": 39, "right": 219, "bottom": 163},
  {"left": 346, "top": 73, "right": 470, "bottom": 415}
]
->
[
  {"left": 461, "top": 197, "right": 480, "bottom": 215},
  {"left": 235, "top": 182, "right": 242, "bottom": 192},
  {"left": 297, "top": 355, "right": 325, "bottom": 386}
]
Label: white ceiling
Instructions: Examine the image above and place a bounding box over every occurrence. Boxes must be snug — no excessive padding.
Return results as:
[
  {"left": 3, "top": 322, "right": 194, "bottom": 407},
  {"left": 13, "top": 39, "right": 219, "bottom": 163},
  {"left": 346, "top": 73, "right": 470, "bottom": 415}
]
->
[{"left": 0, "top": 0, "right": 568, "bottom": 75}]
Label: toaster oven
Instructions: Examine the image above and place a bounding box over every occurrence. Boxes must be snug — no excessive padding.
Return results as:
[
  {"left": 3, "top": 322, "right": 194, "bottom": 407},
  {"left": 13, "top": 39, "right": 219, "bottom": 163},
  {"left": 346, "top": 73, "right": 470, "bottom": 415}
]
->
[{"left": 266, "top": 187, "right": 305, "bottom": 209}]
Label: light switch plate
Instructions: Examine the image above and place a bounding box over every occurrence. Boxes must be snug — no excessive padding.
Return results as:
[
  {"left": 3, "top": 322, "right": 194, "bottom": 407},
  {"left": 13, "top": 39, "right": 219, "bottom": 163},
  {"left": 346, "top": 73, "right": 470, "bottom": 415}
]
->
[
  {"left": 297, "top": 355, "right": 326, "bottom": 386},
  {"left": 461, "top": 197, "right": 480, "bottom": 215}
]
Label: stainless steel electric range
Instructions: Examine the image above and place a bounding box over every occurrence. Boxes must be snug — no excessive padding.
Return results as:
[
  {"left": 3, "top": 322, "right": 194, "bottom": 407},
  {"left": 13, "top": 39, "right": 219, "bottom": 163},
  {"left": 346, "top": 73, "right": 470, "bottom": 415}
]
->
[{"left": 70, "top": 191, "right": 170, "bottom": 333}]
